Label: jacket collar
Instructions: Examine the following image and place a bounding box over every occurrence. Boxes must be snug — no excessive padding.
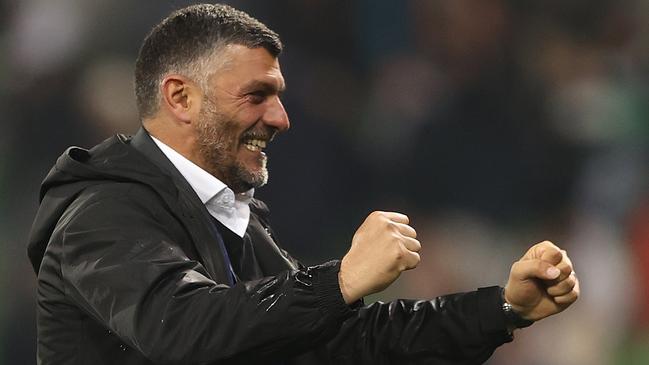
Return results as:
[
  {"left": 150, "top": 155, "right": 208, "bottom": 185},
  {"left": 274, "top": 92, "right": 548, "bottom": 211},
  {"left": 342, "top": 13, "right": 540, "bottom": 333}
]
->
[
  {"left": 129, "top": 126, "right": 235, "bottom": 284},
  {"left": 129, "top": 127, "right": 296, "bottom": 278}
]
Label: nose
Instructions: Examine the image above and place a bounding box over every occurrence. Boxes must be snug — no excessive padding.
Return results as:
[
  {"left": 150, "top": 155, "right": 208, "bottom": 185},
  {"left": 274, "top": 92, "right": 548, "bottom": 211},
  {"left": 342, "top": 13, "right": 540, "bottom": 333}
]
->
[{"left": 262, "top": 96, "right": 290, "bottom": 132}]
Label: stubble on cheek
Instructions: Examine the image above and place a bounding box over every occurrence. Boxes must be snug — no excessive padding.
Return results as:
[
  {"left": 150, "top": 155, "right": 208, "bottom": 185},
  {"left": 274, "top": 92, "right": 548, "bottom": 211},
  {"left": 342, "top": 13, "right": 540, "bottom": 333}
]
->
[
  {"left": 195, "top": 97, "right": 271, "bottom": 191},
  {"left": 195, "top": 109, "right": 239, "bottom": 179}
]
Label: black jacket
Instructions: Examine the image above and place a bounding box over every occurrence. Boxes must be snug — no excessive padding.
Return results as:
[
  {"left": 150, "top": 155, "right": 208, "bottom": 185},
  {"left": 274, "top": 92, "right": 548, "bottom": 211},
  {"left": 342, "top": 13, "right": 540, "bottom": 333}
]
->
[{"left": 28, "top": 128, "right": 511, "bottom": 364}]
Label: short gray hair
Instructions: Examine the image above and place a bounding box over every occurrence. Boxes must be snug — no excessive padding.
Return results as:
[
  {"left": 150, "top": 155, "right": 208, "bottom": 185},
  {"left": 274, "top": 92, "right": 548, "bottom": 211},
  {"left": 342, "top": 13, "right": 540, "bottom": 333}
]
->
[{"left": 134, "top": 3, "right": 282, "bottom": 119}]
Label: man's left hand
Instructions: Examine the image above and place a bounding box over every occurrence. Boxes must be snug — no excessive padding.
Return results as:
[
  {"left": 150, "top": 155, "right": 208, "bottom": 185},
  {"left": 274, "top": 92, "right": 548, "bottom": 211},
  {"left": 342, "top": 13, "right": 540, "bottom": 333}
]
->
[{"left": 504, "top": 241, "right": 580, "bottom": 322}]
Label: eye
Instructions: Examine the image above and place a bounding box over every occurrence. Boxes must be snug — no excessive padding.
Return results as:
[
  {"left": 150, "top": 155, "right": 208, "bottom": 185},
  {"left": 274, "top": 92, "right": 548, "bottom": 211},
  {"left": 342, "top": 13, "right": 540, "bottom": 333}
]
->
[{"left": 247, "top": 91, "right": 266, "bottom": 105}]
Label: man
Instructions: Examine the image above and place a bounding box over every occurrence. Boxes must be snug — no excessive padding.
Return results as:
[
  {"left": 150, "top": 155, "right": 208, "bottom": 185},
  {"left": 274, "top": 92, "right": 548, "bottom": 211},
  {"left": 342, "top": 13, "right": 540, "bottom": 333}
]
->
[{"left": 27, "top": 4, "right": 579, "bottom": 364}]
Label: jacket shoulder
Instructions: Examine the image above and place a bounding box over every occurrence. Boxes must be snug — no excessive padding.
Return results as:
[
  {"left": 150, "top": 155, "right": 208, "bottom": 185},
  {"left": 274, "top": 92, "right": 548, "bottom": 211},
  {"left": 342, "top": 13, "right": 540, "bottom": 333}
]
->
[
  {"left": 56, "top": 181, "right": 176, "bottom": 236},
  {"left": 76, "top": 181, "right": 163, "bottom": 207}
]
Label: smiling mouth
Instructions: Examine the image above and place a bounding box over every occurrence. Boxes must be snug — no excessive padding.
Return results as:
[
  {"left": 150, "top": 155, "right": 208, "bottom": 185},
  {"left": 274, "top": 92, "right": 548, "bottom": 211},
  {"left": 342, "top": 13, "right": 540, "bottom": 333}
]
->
[{"left": 243, "top": 138, "right": 267, "bottom": 152}]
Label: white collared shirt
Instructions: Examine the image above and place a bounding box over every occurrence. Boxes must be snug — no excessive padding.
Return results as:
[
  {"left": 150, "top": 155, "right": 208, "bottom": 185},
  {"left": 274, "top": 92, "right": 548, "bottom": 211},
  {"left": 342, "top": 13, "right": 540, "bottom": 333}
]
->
[{"left": 151, "top": 136, "right": 253, "bottom": 237}]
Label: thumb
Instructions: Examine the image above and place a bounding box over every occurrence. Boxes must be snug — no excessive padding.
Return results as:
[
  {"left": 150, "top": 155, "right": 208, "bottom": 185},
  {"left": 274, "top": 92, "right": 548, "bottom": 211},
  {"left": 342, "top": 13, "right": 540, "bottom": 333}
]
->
[{"left": 513, "top": 259, "right": 561, "bottom": 281}]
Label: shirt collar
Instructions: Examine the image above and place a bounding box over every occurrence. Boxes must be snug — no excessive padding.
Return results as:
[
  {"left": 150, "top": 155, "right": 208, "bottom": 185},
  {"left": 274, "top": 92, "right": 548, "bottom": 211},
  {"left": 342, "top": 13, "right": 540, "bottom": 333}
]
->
[{"left": 150, "top": 136, "right": 255, "bottom": 206}]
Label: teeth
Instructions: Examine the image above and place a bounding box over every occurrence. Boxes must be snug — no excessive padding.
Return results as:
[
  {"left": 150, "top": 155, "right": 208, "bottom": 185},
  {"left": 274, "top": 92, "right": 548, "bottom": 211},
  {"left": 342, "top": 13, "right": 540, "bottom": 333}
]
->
[{"left": 244, "top": 139, "right": 267, "bottom": 150}]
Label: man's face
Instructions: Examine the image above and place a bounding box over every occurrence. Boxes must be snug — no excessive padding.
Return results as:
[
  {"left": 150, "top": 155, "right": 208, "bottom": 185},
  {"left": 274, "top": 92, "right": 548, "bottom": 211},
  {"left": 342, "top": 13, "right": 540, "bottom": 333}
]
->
[{"left": 194, "top": 45, "right": 289, "bottom": 193}]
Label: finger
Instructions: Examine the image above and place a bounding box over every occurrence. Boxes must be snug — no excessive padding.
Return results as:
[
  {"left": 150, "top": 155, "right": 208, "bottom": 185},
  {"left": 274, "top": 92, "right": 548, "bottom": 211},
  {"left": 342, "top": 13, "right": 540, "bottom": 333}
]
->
[
  {"left": 546, "top": 272, "right": 577, "bottom": 296},
  {"left": 511, "top": 259, "right": 561, "bottom": 281},
  {"left": 553, "top": 275, "right": 580, "bottom": 304},
  {"left": 524, "top": 240, "right": 560, "bottom": 260},
  {"left": 540, "top": 246, "right": 563, "bottom": 266},
  {"left": 562, "top": 249, "right": 574, "bottom": 268},
  {"left": 402, "top": 250, "right": 420, "bottom": 270},
  {"left": 553, "top": 288, "right": 579, "bottom": 305},
  {"left": 401, "top": 237, "right": 421, "bottom": 252},
  {"left": 382, "top": 211, "right": 409, "bottom": 224},
  {"left": 557, "top": 250, "right": 575, "bottom": 280},
  {"left": 544, "top": 250, "right": 574, "bottom": 284},
  {"left": 394, "top": 222, "right": 417, "bottom": 238},
  {"left": 554, "top": 259, "right": 573, "bottom": 282}
]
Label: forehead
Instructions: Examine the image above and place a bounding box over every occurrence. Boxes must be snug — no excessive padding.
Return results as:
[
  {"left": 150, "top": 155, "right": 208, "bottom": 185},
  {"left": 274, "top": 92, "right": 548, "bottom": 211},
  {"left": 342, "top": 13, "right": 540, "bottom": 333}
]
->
[{"left": 209, "top": 44, "right": 285, "bottom": 92}]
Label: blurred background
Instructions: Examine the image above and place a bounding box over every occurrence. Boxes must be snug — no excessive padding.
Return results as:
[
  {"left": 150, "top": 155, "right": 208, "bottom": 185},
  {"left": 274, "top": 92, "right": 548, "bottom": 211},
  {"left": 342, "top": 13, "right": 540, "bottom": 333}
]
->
[{"left": 1, "top": 0, "right": 648, "bottom": 364}]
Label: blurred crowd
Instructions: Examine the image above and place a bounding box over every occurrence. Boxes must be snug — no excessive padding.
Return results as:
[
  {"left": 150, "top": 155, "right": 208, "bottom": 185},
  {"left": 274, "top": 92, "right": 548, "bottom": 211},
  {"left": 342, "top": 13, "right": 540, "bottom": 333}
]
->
[{"left": 1, "top": 1, "right": 648, "bottom": 364}]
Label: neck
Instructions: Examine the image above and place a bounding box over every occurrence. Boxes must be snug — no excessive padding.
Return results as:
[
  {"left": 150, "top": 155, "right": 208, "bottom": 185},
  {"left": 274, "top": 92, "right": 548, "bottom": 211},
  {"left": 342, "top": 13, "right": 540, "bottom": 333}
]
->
[{"left": 143, "top": 118, "right": 202, "bottom": 169}]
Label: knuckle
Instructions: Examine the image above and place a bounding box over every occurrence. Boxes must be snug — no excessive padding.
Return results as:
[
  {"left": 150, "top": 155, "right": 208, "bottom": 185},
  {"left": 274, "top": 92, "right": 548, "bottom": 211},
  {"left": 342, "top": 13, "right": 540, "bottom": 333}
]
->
[
  {"left": 382, "top": 217, "right": 392, "bottom": 228},
  {"left": 388, "top": 221, "right": 399, "bottom": 232},
  {"left": 561, "top": 275, "right": 574, "bottom": 286},
  {"left": 391, "top": 231, "right": 402, "bottom": 242},
  {"left": 563, "top": 289, "right": 577, "bottom": 300},
  {"left": 555, "top": 282, "right": 571, "bottom": 295},
  {"left": 412, "top": 253, "right": 421, "bottom": 266},
  {"left": 542, "top": 240, "right": 560, "bottom": 250},
  {"left": 567, "top": 277, "right": 577, "bottom": 289}
]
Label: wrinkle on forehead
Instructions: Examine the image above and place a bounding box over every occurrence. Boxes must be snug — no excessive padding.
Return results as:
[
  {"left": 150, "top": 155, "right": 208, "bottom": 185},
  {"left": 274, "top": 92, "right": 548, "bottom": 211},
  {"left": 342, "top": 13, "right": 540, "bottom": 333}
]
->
[
  {"left": 206, "top": 45, "right": 284, "bottom": 95},
  {"left": 209, "top": 44, "right": 280, "bottom": 74}
]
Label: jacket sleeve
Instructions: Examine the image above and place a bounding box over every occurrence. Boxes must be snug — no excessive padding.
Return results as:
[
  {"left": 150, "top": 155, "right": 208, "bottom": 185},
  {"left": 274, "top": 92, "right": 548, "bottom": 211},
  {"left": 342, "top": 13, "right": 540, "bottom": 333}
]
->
[
  {"left": 258, "top": 199, "right": 513, "bottom": 364},
  {"left": 323, "top": 287, "right": 513, "bottom": 364},
  {"left": 57, "top": 184, "right": 351, "bottom": 364}
]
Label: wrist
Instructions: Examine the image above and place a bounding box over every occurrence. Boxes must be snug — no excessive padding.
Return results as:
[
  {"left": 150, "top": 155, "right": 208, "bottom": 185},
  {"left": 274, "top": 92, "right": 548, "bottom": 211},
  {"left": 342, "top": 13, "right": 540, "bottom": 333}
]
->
[
  {"left": 337, "top": 272, "right": 352, "bottom": 304},
  {"left": 501, "top": 288, "right": 534, "bottom": 332},
  {"left": 338, "top": 259, "right": 359, "bottom": 304}
]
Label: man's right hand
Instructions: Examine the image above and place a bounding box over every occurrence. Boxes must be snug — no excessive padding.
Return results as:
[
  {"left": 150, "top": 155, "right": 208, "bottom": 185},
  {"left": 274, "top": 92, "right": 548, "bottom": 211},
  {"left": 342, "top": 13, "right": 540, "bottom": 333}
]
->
[{"left": 338, "top": 211, "right": 421, "bottom": 304}]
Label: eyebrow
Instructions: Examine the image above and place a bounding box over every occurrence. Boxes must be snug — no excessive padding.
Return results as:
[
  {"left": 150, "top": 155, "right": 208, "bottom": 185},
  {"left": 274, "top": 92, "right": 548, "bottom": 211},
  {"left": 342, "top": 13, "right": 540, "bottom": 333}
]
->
[{"left": 240, "top": 79, "right": 286, "bottom": 96}]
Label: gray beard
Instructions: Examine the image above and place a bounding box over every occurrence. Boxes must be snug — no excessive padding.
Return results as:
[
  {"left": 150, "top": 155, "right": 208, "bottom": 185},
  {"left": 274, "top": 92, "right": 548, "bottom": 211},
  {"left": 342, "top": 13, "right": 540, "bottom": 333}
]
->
[
  {"left": 195, "top": 101, "right": 269, "bottom": 193},
  {"left": 228, "top": 157, "right": 268, "bottom": 192}
]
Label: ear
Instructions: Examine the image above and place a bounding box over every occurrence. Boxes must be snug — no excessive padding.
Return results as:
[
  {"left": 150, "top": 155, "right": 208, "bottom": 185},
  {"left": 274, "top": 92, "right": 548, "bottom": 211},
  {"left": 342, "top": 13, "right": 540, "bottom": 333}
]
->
[{"left": 160, "top": 75, "right": 200, "bottom": 124}]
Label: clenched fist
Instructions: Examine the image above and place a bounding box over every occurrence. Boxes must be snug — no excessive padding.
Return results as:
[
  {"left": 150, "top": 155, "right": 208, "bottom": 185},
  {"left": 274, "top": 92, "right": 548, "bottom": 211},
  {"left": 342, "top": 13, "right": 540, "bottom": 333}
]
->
[
  {"left": 338, "top": 211, "right": 421, "bottom": 304},
  {"left": 504, "top": 241, "right": 580, "bottom": 322}
]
